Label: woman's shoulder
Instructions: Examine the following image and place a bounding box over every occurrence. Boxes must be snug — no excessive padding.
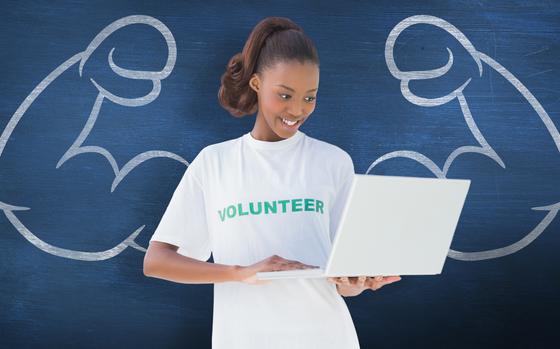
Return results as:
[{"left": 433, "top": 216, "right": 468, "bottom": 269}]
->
[
  {"left": 304, "top": 134, "right": 353, "bottom": 166},
  {"left": 199, "top": 134, "right": 244, "bottom": 156},
  {"left": 187, "top": 136, "right": 242, "bottom": 182}
]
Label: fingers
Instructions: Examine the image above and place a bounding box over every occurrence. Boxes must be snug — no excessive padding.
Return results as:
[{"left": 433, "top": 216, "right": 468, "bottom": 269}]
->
[
  {"left": 247, "top": 255, "right": 321, "bottom": 285},
  {"left": 383, "top": 275, "right": 402, "bottom": 283},
  {"left": 326, "top": 275, "right": 403, "bottom": 291},
  {"left": 267, "top": 255, "right": 319, "bottom": 271},
  {"left": 330, "top": 276, "right": 352, "bottom": 286},
  {"left": 367, "top": 275, "right": 402, "bottom": 291},
  {"left": 371, "top": 275, "right": 401, "bottom": 283},
  {"left": 328, "top": 275, "right": 403, "bottom": 285},
  {"left": 356, "top": 275, "right": 367, "bottom": 288},
  {"left": 281, "top": 260, "right": 318, "bottom": 270},
  {"left": 328, "top": 276, "right": 366, "bottom": 287}
]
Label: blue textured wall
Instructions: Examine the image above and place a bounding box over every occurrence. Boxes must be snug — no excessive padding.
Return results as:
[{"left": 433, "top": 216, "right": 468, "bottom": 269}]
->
[{"left": 1, "top": 0, "right": 559, "bottom": 348}]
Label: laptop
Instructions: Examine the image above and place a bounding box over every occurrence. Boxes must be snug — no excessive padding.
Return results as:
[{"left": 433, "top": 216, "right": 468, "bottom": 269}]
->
[{"left": 256, "top": 174, "right": 471, "bottom": 280}]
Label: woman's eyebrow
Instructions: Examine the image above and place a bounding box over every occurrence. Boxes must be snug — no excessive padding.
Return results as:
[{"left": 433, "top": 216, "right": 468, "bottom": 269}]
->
[{"left": 275, "top": 84, "right": 317, "bottom": 92}]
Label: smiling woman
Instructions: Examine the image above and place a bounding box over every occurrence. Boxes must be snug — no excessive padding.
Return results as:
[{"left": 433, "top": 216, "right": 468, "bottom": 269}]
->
[
  {"left": 218, "top": 18, "right": 320, "bottom": 141},
  {"left": 248, "top": 61, "right": 319, "bottom": 140},
  {"left": 146, "top": 16, "right": 370, "bottom": 349}
]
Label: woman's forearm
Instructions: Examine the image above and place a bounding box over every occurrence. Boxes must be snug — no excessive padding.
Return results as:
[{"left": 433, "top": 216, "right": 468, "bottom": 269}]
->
[{"left": 144, "top": 248, "right": 240, "bottom": 284}]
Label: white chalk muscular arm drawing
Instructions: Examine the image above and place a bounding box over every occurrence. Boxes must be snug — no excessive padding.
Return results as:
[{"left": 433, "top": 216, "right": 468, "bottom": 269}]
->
[
  {"left": 368, "top": 15, "right": 560, "bottom": 261},
  {"left": 0, "top": 15, "right": 190, "bottom": 261}
]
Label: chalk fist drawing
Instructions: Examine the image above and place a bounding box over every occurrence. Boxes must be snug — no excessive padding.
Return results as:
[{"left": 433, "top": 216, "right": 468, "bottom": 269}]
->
[
  {"left": 369, "top": 15, "right": 559, "bottom": 261},
  {"left": 0, "top": 15, "right": 188, "bottom": 260},
  {"left": 1, "top": 15, "right": 557, "bottom": 262}
]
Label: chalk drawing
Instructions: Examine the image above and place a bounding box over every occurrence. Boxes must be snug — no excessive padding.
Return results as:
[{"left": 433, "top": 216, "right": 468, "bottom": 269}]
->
[
  {"left": 0, "top": 15, "right": 185, "bottom": 260},
  {"left": 2, "top": 14, "right": 557, "bottom": 262},
  {"left": 373, "top": 15, "right": 559, "bottom": 261}
]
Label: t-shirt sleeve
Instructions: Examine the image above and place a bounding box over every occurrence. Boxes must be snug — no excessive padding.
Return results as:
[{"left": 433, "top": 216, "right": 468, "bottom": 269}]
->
[
  {"left": 329, "top": 151, "right": 356, "bottom": 244},
  {"left": 149, "top": 149, "right": 212, "bottom": 262}
]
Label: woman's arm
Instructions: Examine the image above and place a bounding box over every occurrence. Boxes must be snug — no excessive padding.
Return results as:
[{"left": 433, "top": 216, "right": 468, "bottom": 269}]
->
[{"left": 143, "top": 241, "right": 241, "bottom": 284}]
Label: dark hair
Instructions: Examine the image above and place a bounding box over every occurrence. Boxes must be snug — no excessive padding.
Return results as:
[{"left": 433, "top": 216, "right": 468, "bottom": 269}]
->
[{"left": 218, "top": 16, "right": 320, "bottom": 118}]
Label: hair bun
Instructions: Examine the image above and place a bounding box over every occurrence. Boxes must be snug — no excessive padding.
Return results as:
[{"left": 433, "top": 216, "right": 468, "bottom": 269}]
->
[{"left": 228, "top": 56, "right": 243, "bottom": 79}]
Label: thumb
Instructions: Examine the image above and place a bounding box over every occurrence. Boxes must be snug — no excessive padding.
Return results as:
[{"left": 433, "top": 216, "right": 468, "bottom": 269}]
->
[{"left": 383, "top": 276, "right": 402, "bottom": 283}]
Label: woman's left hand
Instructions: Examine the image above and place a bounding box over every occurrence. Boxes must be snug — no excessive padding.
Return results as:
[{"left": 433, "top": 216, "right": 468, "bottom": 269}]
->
[{"left": 327, "top": 275, "right": 402, "bottom": 297}]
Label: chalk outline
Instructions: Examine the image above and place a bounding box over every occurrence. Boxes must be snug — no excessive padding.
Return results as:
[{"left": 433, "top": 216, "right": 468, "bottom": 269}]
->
[
  {"left": 371, "top": 15, "right": 559, "bottom": 261},
  {"left": 1, "top": 14, "right": 557, "bottom": 262},
  {"left": 0, "top": 15, "right": 188, "bottom": 260}
]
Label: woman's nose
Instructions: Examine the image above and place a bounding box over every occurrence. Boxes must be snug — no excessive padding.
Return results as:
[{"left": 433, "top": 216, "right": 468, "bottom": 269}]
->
[{"left": 287, "top": 103, "right": 305, "bottom": 118}]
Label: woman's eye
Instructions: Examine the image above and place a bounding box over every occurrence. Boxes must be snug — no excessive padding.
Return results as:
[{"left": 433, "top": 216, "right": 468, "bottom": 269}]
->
[{"left": 279, "top": 94, "right": 316, "bottom": 103}]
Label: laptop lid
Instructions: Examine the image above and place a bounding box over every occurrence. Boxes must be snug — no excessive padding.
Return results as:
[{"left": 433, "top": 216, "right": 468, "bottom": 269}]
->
[{"left": 323, "top": 174, "right": 471, "bottom": 276}]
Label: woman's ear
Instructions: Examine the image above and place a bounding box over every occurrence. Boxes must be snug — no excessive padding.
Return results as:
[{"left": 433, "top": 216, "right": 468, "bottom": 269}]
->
[{"left": 249, "top": 74, "right": 260, "bottom": 93}]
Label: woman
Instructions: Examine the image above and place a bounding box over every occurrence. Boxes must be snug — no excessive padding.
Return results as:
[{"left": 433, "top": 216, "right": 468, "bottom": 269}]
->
[{"left": 144, "top": 16, "right": 401, "bottom": 349}]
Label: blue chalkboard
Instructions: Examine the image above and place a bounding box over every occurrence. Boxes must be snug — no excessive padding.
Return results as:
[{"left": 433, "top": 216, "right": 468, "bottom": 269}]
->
[{"left": 1, "top": 0, "right": 559, "bottom": 348}]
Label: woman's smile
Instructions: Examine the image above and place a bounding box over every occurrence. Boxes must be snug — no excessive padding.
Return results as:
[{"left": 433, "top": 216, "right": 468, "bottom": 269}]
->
[{"left": 279, "top": 116, "right": 302, "bottom": 130}]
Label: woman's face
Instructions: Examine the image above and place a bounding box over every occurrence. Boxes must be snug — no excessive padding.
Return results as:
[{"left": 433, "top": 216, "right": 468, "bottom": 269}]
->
[{"left": 249, "top": 60, "right": 319, "bottom": 141}]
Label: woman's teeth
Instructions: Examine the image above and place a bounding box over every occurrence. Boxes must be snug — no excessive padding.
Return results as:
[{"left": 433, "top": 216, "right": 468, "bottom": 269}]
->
[{"left": 282, "top": 118, "right": 298, "bottom": 126}]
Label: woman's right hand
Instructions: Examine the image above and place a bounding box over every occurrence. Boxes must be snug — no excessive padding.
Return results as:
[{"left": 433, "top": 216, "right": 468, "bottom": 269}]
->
[{"left": 235, "top": 254, "right": 320, "bottom": 285}]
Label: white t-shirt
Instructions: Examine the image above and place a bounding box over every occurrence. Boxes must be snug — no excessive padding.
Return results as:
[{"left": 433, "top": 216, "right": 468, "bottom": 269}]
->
[{"left": 149, "top": 129, "right": 360, "bottom": 349}]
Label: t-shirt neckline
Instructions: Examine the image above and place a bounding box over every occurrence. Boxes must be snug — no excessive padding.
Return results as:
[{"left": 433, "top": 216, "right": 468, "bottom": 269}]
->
[{"left": 243, "top": 130, "right": 305, "bottom": 150}]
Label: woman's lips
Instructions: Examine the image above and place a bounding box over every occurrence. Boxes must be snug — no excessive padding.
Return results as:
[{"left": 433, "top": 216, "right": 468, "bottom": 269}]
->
[{"left": 279, "top": 117, "right": 302, "bottom": 130}]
